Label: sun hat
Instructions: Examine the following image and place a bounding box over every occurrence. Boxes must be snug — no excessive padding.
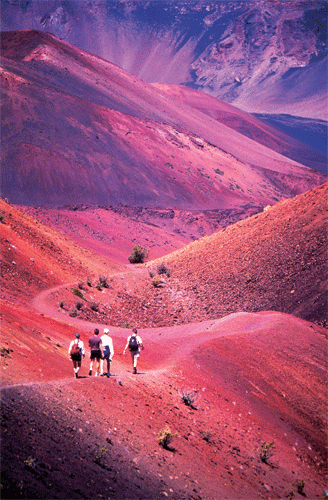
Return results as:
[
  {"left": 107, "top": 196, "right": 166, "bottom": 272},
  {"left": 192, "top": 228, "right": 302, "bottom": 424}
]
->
[
  {"left": 75, "top": 333, "right": 80, "bottom": 338},
  {"left": 104, "top": 328, "right": 109, "bottom": 334}
]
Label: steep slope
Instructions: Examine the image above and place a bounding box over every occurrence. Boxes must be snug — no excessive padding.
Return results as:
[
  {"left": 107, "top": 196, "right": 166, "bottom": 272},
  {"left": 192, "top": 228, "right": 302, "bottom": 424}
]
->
[
  {"left": 150, "top": 182, "right": 327, "bottom": 326},
  {"left": 1, "top": 30, "right": 325, "bottom": 208},
  {"left": 0, "top": 199, "right": 123, "bottom": 306},
  {"left": 153, "top": 83, "right": 328, "bottom": 173},
  {"left": 49, "top": 183, "right": 327, "bottom": 328},
  {"left": 0, "top": 196, "right": 326, "bottom": 499},
  {"left": 1, "top": 0, "right": 326, "bottom": 119}
]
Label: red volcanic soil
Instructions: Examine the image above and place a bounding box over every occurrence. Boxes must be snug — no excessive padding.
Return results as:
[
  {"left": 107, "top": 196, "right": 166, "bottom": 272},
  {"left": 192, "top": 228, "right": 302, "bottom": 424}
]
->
[
  {"left": 32, "top": 183, "right": 327, "bottom": 329},
  {"left": 1, "top": 188, "right": 327, "bottom": 499},
  {"left": 153, "top": 84, "right": 328, "bottom": 174},
  {"left": 19, "top": 203, "right": 263, "bottom": 264},
  {"left": 1, "top": 30, "right": 325, "bottom": 208}
]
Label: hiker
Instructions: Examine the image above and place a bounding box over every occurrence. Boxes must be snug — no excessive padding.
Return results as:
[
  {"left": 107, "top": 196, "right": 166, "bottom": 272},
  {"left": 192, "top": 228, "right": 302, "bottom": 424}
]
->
[
  {"left": 100, "top": 328, "right": 114, "bottom": 378},
  {"left": 68, "top": 333, "right": 85, "bottom": 378},
  {"left": 123, "top": 328, "right": 144, "bottom": 374},
  {"left": 88, "top": 328, "right": 103, "bottom": 377}
]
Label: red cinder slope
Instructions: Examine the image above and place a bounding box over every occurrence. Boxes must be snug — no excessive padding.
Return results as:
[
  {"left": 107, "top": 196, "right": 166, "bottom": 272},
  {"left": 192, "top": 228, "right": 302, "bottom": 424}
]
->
[
  {"left": 1, "top": 30, "right": 325, "bottom": 207},
  {"left": 36, "top": 183, "right": 328, "bottom": 329},
  {"left": 0, "top": 198, "right": 326, "bottom": 499},
  {"left": 149, "top": 182, "right": 327, "bottom": 326},
  {"left": 153, "top": 83, "right": 328, "bottom": 173}
]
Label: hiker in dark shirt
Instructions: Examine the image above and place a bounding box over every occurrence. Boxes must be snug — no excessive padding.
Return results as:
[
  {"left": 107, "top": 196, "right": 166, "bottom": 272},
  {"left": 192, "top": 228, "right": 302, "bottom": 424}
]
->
[
  {"left": 123, "top": 328, "right": 144, "bottom": 374},
  {"left": 88, "top": 328, "right": 103, "bottom": 377}
]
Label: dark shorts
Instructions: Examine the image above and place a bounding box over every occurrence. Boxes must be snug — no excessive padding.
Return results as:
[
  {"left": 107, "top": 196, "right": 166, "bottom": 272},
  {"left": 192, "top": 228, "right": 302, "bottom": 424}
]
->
[
  {"left": 90, "top": 349, "right": 102, "bottom": 360},
  {"left": 103, "top": 347, "right": 111, "bottom": 360},
  {"left": 71, "top": 353, "right": 81, "bottom": 362}
]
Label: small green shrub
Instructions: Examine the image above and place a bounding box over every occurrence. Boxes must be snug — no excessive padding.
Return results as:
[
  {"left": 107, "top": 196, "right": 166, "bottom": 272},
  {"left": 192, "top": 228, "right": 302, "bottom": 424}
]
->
[
  {"left": 157, "top": 425, "right": 177, "bottom": 449},
  {"left": 87, "top": 278, "right": 92, "bottom": 287},
  {"left": 94, "top": 444, "right": 108, "bottom": 464},
  {"left": 157, "top": 263, "right": 171, "bottom": 277},
  {"left": 295, "top": 479, "right": 305, "bottom": 494},
  {"left": 59, "top": 301, "right": 65, "bottom": 309},
  {"left": 76, "top": 301, "right": 83, "bottom": 310},
  {"left": 152, "top": 276, "right": 163, "bottom": 288},
  {"left": 122, "top": 321, "right": 130, "bottom": 328},
  {"left": 202, "top": 429, "right": 213, "bottom": 443},
  {"left": 128, "top": 245, "right": 148, "bottom": 264},
  {"left": 98, "top": 276, "right": 109, "bottom": 288},
  {"left": 72, "top": 288, "right": 84, "bottom": 299},
  {"left": 181, "top": 390, "right": 196, "bottom": 408},
  {"left": 0, "top": 213, "right": 4, "bottom": 223},
  {"left": 24, "top": 457, "right": 36, "bottom": 470},
  {"left": 246, "top": 273, "right": 252, "bottom": 283},
  {"left": 90, "top": 302, "right": 99, "bottom": 312},
  {"left": 214, "top": 168, "right": 224, "bottom": 176},
  {"left": 78, "top": 282, "right": 84, "bottom": 290},
  {"left": 259, "top": 441, "right": 275, "bottom": 463},
  {"left": 69, "top": 309, "right": 77, "bottom": 318},
  {"left": 286, "top": 488, "right": 295, "bottom": 500}
]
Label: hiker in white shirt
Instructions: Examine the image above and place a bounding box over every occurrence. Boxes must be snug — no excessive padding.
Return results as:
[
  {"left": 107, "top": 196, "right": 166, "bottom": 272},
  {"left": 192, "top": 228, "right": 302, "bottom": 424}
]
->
[
  {"left": 68, "top": 333, "right": 85, "bottom": 378},
  {"left": 100, "top": 328, "right": 114, "bottom": 378},
  {"left": 123, "top": 328, "right": 144, "bottom": 374}
]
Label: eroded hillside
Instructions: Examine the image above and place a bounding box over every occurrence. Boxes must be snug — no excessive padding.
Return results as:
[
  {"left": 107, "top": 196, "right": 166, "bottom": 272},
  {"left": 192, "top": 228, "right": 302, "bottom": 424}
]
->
[{"left": 36, "top": 183, "right": 327, "bottom": 328}]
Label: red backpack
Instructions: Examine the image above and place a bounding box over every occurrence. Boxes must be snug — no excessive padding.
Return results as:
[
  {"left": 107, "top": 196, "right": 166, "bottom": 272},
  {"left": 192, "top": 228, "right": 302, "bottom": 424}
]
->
[{"left": 71, "top": 341, "right": 80, "bottom": 356}]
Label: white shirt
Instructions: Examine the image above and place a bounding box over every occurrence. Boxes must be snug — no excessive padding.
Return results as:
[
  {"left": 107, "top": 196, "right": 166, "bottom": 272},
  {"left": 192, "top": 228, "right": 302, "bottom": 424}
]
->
[
  {"left": 68, "top": 339, "right": 85, "bottom": 355},
  {"left": 101, "top": 334, "right": 114, "bottom": 359}
]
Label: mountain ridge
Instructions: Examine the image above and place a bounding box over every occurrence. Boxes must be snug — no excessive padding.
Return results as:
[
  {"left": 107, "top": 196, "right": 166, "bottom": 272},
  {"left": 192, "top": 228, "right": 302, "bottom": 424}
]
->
[
  {"left": 2, "top": 0, "right": 326, "bottom": 119},
  {"left": 1, "top": 30, "right": 325, "bottom": 208}
]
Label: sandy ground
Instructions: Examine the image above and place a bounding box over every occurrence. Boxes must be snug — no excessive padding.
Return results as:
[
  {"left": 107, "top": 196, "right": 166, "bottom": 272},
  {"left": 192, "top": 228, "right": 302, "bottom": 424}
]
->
[{"left": 0, "top": 188, "right": 327, "bottom": 499}]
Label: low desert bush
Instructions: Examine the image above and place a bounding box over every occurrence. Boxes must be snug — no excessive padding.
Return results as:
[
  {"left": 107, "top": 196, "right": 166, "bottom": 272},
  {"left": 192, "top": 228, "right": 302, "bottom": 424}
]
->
[
  {"left": 72, "top": 288, "right": 84, "bottom": 300},
  {"left": 157, "top": 263, "right": 171, "bottom": 277},
  {"left": 152, "top": 276, "right": 163, "bottom": 288},
  {"left": 24, "top": 457, "right": 36, "bottom": 470},
  {"left": 202, "top": 429, "right": 213, "bottom": 443},
  {"left": 90, "top": 302, "right": 99, "bottom": 312},
  {"left": 98, "top": 276, "right": 109, "bottom": 288},
  {"left": 94, "top": 444, "right": 108, "bottom": 465},
  {"left": 294, "top": 479, "right": 305, "bottom": 495},
  {"left": 157, "top": 425, "right": 177, "bottom": 449},
  {"left": 259, "top": 441, "right": 275, "bottom": 463},
  {"left": 69, "top": 309, "right": 77, "bottom": 318},
  {"left": 181, "top": 390, "right": 196, "bottom": 408},
  {"left": 128, "top": 245, "right": 148, "bottom": 264},
  {"left": 78, "top": 282, "right": 84, "bottom": 290},
  {"left": 76, "top": 301, "right": 83, "bottom": 310},
  {"left": 59, "top": 301, "right": 65, "bottom": 309},
  {"left": 87, "top": 278, "right": 92, "bottom": 287}
]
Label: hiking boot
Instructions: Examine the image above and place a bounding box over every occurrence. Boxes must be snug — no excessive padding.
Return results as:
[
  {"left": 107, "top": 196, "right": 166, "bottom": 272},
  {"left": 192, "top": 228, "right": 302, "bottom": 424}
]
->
[
  {"left": 75, "top": 372, "right": 78, "bottom": 379},
  {"left": 89, "top": 370, "right": 92, "bottom": 376},
  {"left": 133, "top": 367, "right": 137, "bottom": 374},
  {"left": 107, "top": 372, "right": 110, "bottom": 378}
]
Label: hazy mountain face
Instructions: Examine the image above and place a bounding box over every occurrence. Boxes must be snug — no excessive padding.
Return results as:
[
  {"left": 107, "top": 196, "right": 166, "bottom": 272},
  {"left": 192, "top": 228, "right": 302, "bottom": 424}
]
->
[
  {"left": 2, "top": 0, "right": 327, "bottom": 119},
  {"left": 1, "top": 30, "right": 325, "bottom": 207}
]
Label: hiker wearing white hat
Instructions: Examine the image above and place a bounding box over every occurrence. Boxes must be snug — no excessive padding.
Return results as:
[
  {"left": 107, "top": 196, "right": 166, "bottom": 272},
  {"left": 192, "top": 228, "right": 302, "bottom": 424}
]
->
[{"left": 100, "top": 328, "right": 114, "bottom": 378}]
